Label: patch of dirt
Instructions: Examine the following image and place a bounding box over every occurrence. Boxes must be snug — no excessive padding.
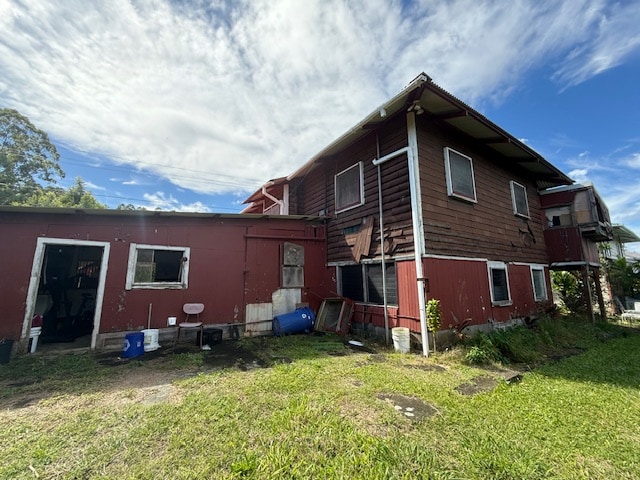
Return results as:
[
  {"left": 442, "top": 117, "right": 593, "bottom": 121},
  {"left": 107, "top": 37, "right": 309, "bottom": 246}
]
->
[
  {"left": 546, "top": 347, "right": 587, "bottom": 362},
  {"left": 377, "top": 393, "right": 439, "bottom": 422},
  {"left": 456, "top": 375, "right": 498, "bottom": 396}
]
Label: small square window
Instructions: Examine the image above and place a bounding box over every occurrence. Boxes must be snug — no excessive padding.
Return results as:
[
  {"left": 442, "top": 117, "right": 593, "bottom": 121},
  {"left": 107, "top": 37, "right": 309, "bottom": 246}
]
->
[
  {"left": 126, "top": 243, "right": 190, "bottom": 289},
  {"left": 335, "top": 162, "right": 364, "bottom": 213},
  {"left": 444, "top": 147, "right": 477, "bottom": 202},
  {"left": 510, "top": 181, "right": 530, "bottom": 218},
  {"left": 531, "top": 266, "right": 548, "bottom": 301},
  {"left": 488, "top": 261, "right": 511, "bottom": 305}
]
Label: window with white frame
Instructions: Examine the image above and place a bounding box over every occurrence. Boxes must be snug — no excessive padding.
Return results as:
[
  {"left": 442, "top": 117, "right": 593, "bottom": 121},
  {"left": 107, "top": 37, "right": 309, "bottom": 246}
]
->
[
  {"left": 530, "top": 266, "right": 548, "bottom": 301},
  {"left": 338, "top": 262, "right": 397, "bottom": 305},
  {"left": 488, "top": 261, "right": 511, "bottom": 305},
  {"left": 335, "top": 162, "right": 364, "bottom": 213},
  {"left": 444, "top": 147, "right": 477, "bottom": 202},
  {"left": 510, "top": 181, "right": 530, "bottom": 218},
  {"left": 126, "top": 243, "right": 190, "bottom": 289}
]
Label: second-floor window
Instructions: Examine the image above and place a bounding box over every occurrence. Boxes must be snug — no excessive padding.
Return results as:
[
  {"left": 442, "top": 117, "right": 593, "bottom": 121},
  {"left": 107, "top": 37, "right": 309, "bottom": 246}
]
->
[
  {"left": 335, "top": 162, "right": 364, "bottom": 213},
  {"left": 444, "top": 147, "right": 477, "bottom": 202},
  {"left": 510, "top": 181, "right": 530, "bottom": 218}
]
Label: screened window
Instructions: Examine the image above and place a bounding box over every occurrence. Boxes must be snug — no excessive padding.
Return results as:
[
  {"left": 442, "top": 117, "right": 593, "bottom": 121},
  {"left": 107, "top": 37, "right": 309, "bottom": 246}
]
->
[
  {"left": 444, "top": 147, "right": 476, "bottom": 202},
  {"left": 510, "top": 181, "right": 530, "bottom": 218},
  {"left": 126, "top": 243, "right": 190, "bottom": 289},
  {"left": 488, "top": 261, "right": 511, "bottom": 305},
  {"left": 335, "top": 162, "right": 364, "bottom": 213},
  {"left": 531, "top": 266, "right": 548, "bottom": 301},
  {"left": 339, "top": 262, "right": 397, "bottom": 305}
]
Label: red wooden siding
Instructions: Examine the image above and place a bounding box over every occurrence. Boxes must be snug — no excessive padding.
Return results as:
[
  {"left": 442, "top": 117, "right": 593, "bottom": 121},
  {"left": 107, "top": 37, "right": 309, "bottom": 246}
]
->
[
  {"left": 544, "top": 227, "right": 583, "bottom": 264},
  {"left": 424, "top": 257, "right": 543, "bottom": 328},
  {"left": 0, "top": 211, "right": 334, "bottom": 342}
]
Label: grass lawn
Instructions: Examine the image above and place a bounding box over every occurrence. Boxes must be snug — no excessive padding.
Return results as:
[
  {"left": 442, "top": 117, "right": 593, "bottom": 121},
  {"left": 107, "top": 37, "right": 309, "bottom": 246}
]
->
[{"left": 1, "top": 318, "right": 639, "bottom": 479}]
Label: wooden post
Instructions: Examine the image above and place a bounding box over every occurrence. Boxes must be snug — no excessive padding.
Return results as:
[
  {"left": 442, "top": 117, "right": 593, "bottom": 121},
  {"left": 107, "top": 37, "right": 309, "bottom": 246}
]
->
[
  {"left": 582, "top": 265, "right": 595, "bottom": 323},
  {"left": 593, "top": 268, "right": 607, "bottom": 321}
]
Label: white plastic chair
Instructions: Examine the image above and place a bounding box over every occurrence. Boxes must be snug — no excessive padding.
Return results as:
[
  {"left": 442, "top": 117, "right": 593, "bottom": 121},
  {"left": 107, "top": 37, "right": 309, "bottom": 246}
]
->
[{"left": 174, "top": 303, "right": 204, "bottom": 347}]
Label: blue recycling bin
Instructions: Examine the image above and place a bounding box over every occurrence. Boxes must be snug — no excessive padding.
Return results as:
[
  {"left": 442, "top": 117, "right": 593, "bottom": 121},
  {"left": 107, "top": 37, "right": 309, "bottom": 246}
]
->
[
  {"left": 272, "top": 307, "right": 315, "bottom": 336},
  {"left": 122, "top": 332, "right": 144, "bottom": 358}
]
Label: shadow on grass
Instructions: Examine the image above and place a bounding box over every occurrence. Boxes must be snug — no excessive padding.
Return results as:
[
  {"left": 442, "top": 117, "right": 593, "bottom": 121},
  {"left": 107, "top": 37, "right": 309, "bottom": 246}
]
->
[{"left": 534, "top": 328, "right": 640, "bottom": 389}]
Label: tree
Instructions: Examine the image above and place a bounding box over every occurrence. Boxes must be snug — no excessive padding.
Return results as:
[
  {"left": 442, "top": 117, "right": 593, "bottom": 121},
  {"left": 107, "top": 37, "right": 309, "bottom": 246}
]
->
[
  {"left": 22, "top": 177, "right": 106, "bottom": 209},
  {"left": 0, "top": 108, "right": 64, "bottom": 204},
  {"left": 604, "top": 257, "right": 640, "bottom": 300}
]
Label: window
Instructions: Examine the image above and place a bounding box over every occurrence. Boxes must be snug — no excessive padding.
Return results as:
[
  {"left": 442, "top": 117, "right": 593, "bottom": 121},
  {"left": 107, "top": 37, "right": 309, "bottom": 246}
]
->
[
  {"left": 338, "top": 262, "right": 397, "bottom": 305},
  {"left": 340, "top": 265, "right": 364, "bottom": 302},
  {"left": 510, "top": 181, "right": 530, "bottom": 218},
  {"left": 545, "top": 206, "right": 572, "bottom": 227},
  {"left": 488, "top": 261, "right": 511, "bottom": 305},
  {"left": 444, "top": 147, "right": 476, "bottom": 202},
  {"left": 531, "top": 266, "right": 548, "bottom": 301},
  {"left": 126, "top": 243, "right": 190, "bottom": 289},
  {"left": 335, "top": 162, "right": 364, "bottom": 213}
]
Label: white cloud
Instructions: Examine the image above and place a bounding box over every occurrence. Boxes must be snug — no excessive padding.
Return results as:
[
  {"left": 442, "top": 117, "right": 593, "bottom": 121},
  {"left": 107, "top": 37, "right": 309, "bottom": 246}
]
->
[
  {"left": 82, "top": 181, "right": 106, "bottom": 191},
  {"left": 568, "top": 168, "right": 590, "bottom": 184},
  {"left": 552, "top": 1, "right": 640, "bottom": 87},
  {"left": 0, "top": 0, "right": 639, "bottom": 201},
  {"left": 143, "top": 192, "right": 211, "bottom": 212}
]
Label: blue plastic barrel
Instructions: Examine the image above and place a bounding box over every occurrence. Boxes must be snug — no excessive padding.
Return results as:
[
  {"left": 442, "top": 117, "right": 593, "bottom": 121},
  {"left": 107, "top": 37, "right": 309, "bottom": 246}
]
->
[
  {"left": 272, "top": 307, "right": 315, "bottom": 336},
  {"left": 122, "top": 332, "right": 145, "bottom": 358}
]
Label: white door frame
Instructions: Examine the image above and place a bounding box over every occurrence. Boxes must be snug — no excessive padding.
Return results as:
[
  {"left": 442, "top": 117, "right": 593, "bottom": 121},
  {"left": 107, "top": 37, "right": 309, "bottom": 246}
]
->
[{"left": 22, "top": 237, "right": 111, "bottom": 350}]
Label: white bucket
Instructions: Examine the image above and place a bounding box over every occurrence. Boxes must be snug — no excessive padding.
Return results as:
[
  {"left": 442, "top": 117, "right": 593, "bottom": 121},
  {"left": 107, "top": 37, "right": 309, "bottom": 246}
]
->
[
  {"left": 141, "top": 329, "right": 160, "bottom": 352},
  {"left": 392, "top": 327, "right": 410, "bottom": 353},
  {"left": 29, "top": 326, "right": 42, "bottom": 354}
]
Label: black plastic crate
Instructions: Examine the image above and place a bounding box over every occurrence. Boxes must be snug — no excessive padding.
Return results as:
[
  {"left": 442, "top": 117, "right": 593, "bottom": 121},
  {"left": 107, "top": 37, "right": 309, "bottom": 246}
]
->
[{"left": 197, "top": 327, "right": 223, "bottom": 346}]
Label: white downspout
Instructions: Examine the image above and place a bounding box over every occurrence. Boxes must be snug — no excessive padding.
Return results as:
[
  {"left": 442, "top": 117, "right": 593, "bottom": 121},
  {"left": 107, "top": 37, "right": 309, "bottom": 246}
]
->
[
  {"left": 372, "top": 112, "right": 429, "bottom": 356},
  {"left": 375, "top": 135, "right": 390, "bottom": 345}
]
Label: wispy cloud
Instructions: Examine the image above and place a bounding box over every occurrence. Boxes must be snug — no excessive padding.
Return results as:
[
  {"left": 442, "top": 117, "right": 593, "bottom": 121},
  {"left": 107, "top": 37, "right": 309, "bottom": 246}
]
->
[
  {"left": 0, "top": 0, "right": 639, "bottom": 200},
  {"left": 143, "top": 192, "right": 211, "bottom": 213},
  {"left": 552, "top": 1, "right": 640, "bottom": 87}
]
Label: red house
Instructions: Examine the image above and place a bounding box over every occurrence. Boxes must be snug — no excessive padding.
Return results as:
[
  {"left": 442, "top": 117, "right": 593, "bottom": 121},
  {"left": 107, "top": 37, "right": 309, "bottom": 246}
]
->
[
  {"left": 243, "top": 73, "right": 588, "bottom": 353},
  {"left": 0, "top": 207, "right": 333, "bottom": 354},
  {"left": 540, "top": 183, "right": 613, "bottom": 320}
]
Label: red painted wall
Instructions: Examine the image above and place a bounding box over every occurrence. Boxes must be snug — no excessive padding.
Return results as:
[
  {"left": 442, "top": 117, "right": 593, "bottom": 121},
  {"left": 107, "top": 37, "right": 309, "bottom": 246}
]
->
[{"left": 0, "top": 210, "right": 334, "bottom": 342}]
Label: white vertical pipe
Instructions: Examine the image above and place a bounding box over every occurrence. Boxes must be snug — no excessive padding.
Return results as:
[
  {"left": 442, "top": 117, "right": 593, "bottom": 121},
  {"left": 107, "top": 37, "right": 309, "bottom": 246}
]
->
[
  {"left": 375, "top": 133, "right": 390, "bottom": 345},
  {"left": 372, "top": 116, "right": 429, "bottom": 356},
  {"left": 406, "top": 112, "right": 429, "bottom": 357}
]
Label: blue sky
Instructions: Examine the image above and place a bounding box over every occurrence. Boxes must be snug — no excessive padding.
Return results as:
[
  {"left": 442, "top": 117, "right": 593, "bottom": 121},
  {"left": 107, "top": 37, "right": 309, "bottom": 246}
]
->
[{"left": 1, "top": 0, "right": 639, "bottom": 240}]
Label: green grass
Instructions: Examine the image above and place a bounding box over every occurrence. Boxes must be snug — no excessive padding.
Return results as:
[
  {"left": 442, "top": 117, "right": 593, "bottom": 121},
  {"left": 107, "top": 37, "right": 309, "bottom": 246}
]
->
[{"left": 1, "top": 318, "right": 639, "bottom": 479}]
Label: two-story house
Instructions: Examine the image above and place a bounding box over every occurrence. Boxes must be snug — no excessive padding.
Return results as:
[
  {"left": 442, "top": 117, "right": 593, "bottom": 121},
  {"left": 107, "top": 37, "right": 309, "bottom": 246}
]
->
[{"left": 243, "top": 73, "right": 583, "bottom": 353}]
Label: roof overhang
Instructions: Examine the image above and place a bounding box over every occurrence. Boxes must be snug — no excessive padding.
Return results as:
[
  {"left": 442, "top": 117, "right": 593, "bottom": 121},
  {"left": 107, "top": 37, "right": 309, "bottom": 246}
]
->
[
  {"left": 612, "top": 224, "right": 640, "bottom": 244},
  {"left": 288, "top": 72, "right": 573, "bottom": 190},
  {"left": 0, "top": 205, "right": 325, "bottom": 222}
]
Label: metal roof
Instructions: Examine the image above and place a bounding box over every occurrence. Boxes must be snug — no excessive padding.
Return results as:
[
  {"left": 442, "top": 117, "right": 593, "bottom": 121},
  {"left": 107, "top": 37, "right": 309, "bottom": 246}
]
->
[
  {"left": 612, "top": 224, "right": 640, "bottom": 244},
  {"left": 0, "top": 205, "right": 325, "bottom": 222},
  {"left": 288, "top": 73, "right": 573, "bottom": 190}
]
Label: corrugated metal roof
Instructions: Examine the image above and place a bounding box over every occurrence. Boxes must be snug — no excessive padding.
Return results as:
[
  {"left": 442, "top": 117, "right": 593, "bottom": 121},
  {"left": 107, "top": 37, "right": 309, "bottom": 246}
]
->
[
  {"left": 0, "top": 205, "right": 325, "bottom": 222},
  {"left": 613, "top": 225, "right": 640, "bottom": 244},
  {"left": 287, "top": 72, "right": 573, "bottom": 190}
]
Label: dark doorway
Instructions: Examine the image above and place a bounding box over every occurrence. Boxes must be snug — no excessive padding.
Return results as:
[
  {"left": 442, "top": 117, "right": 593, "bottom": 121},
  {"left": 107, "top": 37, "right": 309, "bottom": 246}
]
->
[{"left": 36, "top": 245, "right": 103, "bottom": 345}]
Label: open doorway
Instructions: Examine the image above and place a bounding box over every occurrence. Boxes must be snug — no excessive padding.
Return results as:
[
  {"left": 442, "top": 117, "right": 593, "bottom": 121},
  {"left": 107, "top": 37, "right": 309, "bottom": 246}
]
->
[{"left": 23, "top": 238, "right": 110, "bottom": 352}]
